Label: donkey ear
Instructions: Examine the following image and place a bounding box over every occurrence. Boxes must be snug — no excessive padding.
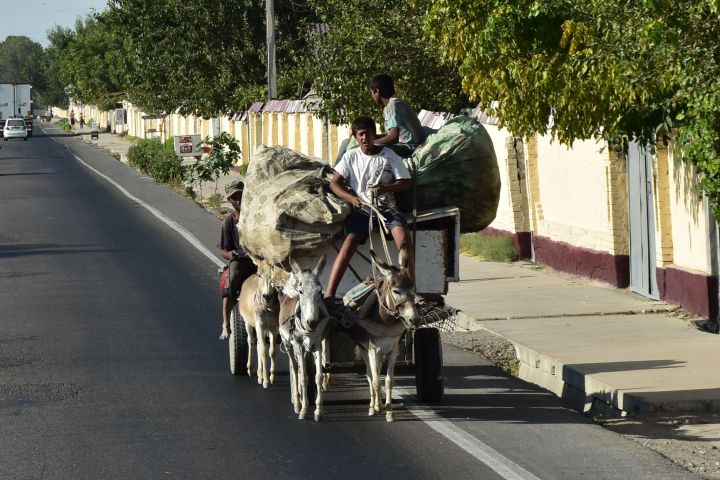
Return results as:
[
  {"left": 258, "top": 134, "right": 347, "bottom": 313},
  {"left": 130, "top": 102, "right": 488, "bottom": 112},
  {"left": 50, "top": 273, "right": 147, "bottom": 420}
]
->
[
  {"left": 398, "top": 244, "right": 410, "bottom": 270},
  {"left": 289, "top": 255, "right": 302, "bottom": 275},
  {"left": 313, "top": 254, "right": 327, "bottom": 277},
  {"left": 247, "top": 251, "right": 263, "bottom": 267},
  {"left": 370, "top": 249, "right": 393, "bottom": 277}
]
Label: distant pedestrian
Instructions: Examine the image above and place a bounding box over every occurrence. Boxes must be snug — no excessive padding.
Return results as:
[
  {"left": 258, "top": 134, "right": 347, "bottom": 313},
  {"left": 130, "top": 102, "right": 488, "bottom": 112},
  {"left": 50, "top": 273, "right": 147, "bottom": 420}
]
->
[
  {"left": 70, "top": 111, "right": 76, "bottom": 129},
  {"left": 79, "top": 114, "right": 85, "bottom": 129}
]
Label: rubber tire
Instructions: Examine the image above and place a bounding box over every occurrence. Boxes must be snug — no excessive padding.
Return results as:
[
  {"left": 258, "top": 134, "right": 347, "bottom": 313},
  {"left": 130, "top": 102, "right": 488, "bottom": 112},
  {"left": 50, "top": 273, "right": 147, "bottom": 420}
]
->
[
  {"left": 228, "top": 304, "right": 248, "bottom": 375},
  {"left": 414, "top": 327, "right": 444, "bottom": 403}
]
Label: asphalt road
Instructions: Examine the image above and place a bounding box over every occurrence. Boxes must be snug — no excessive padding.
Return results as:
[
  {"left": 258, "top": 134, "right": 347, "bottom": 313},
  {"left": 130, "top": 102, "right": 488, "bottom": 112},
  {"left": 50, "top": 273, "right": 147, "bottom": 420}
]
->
[{"left": 0, "top": 126, "right": 698, "bottom": 479}]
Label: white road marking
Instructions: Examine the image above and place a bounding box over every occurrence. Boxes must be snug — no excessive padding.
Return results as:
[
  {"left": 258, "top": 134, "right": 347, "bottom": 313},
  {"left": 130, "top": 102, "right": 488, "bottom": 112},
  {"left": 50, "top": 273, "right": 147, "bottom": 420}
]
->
[
  {"left": 42, "top": 126, "right": 224, "bottom": 269},
  {"left": 44, "top": 125, "right": 542, "bottom": 480},
  {"left": 398, "top": 389, "right": 543, "bottom": 480}
]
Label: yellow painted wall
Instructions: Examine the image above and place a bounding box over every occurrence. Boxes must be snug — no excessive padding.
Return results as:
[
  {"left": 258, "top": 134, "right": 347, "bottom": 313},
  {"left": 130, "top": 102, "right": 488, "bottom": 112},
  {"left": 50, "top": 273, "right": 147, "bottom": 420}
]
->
[
  {"left": 532, "top": 136, "right": 620, "bottom": 254},
  {"left": 484, "top": 125, "right": 519, "bottom": 233},
  {"left": 667, "top": 144, "right": 712, "bottom": 274}
]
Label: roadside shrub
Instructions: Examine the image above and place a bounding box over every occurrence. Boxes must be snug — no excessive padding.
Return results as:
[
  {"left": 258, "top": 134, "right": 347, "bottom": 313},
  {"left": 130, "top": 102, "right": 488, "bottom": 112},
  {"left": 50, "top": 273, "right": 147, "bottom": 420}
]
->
[
  {"left": 128, "top": 139, "right": 186, "bottom": 186},
  {"left": 186, "top": 132, "right": 242, "bottom": 200},
  {"left": 56, "top": 118, "right": 72, "bottom": 132}
]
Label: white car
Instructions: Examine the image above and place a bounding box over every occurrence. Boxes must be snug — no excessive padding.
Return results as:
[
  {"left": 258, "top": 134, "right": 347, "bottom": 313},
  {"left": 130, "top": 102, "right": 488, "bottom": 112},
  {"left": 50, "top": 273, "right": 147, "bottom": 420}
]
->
[{"left": 3, "top": 118, "right": 28, "bottom": 141}]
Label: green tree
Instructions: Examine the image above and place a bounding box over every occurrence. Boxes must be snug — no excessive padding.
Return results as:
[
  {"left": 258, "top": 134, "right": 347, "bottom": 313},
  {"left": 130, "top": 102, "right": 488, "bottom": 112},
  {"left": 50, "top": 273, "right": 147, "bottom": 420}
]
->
[
  {"left": 297, "top": 0, "right": 468, "bottom": 125},
  {"left": 0, "top": 35, "right": 46, "bottom": 89},
  {"left": 105, "top": 0, "right": 315, "bottom": 117},
  {"left": 50, "top": 14, "right": 126, "bottom": 110},
  {"left": 423, "top": 0, "right": 720, "bottom": 217}
]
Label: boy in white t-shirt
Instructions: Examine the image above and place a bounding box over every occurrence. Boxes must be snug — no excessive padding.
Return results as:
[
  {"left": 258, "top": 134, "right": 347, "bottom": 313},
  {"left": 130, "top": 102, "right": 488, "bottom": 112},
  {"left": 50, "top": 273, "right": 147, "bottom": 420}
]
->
[{"left": 325, "top": 116, "right": 415, "bottom": 299}]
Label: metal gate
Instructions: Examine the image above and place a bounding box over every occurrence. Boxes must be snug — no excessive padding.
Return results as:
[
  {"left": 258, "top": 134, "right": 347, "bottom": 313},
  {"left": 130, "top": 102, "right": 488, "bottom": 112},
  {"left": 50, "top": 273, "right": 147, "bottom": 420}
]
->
[{"left": 627, "top": 141, "right": 659, "bottom": 299}]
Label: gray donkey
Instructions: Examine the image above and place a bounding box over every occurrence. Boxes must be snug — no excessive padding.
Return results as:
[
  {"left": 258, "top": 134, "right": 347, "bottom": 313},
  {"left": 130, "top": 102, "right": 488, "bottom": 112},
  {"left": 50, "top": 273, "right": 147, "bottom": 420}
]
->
[{"left": 279, "top": 255, "right": 331, "bottom": 421}]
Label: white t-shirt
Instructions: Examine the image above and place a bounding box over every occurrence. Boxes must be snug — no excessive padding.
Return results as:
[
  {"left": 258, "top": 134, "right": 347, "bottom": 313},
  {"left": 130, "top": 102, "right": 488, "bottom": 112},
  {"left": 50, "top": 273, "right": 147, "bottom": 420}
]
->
[{"left": 334, "top": 146, "right": 410, "bottom": 210}]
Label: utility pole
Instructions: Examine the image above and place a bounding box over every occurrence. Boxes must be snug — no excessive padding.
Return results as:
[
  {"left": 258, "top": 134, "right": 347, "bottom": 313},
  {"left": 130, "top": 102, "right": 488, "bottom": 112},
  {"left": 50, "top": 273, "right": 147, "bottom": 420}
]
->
[{"left": 266, "top": 0, "right": 277, "bottom": 100}]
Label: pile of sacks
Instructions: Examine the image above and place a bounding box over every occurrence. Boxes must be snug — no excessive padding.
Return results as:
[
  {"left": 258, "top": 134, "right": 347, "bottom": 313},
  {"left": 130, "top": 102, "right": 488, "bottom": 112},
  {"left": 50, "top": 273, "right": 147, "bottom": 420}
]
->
[
  {"left": 238, "top": 145, "right": 350, "bottom": 266},
  {"left": 397, "top": 115, "right": 500, "bottom": 232}
]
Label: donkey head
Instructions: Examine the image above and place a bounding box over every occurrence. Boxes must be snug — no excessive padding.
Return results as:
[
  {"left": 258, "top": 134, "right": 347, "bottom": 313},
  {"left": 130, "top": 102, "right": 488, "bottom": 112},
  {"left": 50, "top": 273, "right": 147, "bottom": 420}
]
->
[
  {"left": 371, "top": 245, "right": 416, "bottom": 324},
  {"left": 255, "top": 271, "right": 278, "bottom": 311},
  {"left": 287, "top": 254, "right": 327, "bottom": 330}
]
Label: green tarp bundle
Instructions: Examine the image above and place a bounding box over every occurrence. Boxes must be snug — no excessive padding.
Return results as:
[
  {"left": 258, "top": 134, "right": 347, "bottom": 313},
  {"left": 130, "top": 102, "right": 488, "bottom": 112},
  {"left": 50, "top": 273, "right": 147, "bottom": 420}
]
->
[{"left": 399, "top": 115, "right": 501, "bottom": 232}]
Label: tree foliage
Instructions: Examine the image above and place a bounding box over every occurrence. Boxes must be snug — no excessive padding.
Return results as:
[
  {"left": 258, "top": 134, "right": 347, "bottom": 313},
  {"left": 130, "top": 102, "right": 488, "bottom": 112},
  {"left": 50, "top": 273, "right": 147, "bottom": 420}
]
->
[
  {"left": 424, "top": 0, "right": 720, "bottom": 218},
  {"left": 297, "top": 0, "right": 469, "bottom": 124},
  {"left": 104, "top": 0, "right": 314, "bottom": 117},
  {"left": 0, "top": 36, "right": 46, "bottom": 90},
  {"left": 47, "top": 15, "right": 126, "bottom": 111}
]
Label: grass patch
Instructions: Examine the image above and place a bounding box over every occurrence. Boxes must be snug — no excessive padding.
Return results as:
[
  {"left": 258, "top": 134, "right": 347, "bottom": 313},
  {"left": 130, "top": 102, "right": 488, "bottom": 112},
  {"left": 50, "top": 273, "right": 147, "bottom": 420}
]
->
[{"left": 460, "top": 233, "right": 517, "bottom": 262}]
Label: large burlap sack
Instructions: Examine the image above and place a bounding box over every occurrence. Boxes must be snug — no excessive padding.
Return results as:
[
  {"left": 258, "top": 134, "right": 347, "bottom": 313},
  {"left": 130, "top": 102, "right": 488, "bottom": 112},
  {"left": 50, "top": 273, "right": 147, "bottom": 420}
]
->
[
  {"left": 239, "top": 145, "right": 350, "bottom": 266},
  {"left": 398, "top": 116, "right": 500, "bottom": 232}
]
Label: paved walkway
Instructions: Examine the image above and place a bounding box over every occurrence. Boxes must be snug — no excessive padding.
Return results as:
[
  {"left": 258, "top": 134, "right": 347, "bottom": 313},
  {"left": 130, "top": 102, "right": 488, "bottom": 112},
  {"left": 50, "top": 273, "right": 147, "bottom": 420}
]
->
[
  {"left": 447, "top": 257, "right": 720, "bottom": 418},
  {"left": 55, "top": 121, "right": 720, "bottom": 423}
]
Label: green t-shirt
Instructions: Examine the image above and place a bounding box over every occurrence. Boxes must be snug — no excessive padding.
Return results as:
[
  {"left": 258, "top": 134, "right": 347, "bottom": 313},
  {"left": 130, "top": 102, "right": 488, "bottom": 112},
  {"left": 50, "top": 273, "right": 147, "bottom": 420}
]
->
[{"left": 383, "top": 97, "right": 426, "bottom": 146}]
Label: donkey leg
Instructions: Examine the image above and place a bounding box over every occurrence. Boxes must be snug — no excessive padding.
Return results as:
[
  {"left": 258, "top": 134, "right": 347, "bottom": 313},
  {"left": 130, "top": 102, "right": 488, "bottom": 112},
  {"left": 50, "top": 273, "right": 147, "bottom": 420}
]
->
[
  {"left": 286, "top": 346, "right": 301, "bottom": 414},
  {"left": 268, "top": 332, "right": 277, "bottom": 385},
  {"left": 321, "top": 337, "right": 331, "bottom": 391},
  {"left": 297, "top": 352, "right": 308, "bottom": 419},
  {"left": 256, "top": 324, "right": 268, "bottom": 387},
  {"left": 245, "top": 321, "right": 255, "bottom": 378},
  {"left": 368, "top": 348, "right": 382, "bottom": 415},
  {"left": 313, "top": 350, "right": 324, "bottom": 421},
  {"left": 385, "top": 344, "right": 400, "bottom": 423},
  {"left": 359, "top": 348, "right": 375, "bottom": 415}
]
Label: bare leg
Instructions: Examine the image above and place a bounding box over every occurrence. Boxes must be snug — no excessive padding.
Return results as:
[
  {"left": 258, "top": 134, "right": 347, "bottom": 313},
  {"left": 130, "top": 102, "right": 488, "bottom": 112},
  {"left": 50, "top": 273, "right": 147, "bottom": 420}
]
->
[
  {"left": 220, "top": 297, "right": 232, "bottom": 340},
  {"left": 324, "top": 235, "right": 360, "bottom": 299},
  {"left": 390, "top": 227, "right": 415, "bottom": 282}
]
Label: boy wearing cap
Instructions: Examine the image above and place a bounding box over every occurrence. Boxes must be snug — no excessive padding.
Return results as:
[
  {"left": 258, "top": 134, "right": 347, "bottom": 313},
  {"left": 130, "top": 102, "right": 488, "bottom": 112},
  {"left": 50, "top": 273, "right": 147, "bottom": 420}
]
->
[{"left": 219, "top": 179, "right": 257, "bottom": 340}]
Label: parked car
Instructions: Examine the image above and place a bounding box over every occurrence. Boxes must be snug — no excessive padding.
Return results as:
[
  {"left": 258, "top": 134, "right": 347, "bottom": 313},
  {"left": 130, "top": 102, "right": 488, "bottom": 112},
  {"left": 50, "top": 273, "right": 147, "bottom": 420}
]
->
[{"left": 3, "top": 118, "right": 28, "bottom": 141}]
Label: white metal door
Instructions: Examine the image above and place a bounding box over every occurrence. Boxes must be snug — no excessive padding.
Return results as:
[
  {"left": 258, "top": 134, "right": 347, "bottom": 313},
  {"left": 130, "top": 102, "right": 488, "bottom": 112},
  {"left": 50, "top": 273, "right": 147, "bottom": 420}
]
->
[{"left": 627, "top": 141, "right": 659, "bottom": 299}]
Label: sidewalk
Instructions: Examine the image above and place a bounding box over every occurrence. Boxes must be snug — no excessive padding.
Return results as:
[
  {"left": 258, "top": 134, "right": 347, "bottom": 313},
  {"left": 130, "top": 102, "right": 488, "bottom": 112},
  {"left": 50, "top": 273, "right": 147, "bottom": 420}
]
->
[{"left": 447, "top": 256, "right": 720, "bottom": 417}]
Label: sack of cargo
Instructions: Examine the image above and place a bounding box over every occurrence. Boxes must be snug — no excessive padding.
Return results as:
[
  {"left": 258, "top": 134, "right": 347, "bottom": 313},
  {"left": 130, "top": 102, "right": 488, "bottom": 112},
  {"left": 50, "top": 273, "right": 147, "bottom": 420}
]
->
[
  {"left": 238, "top": 145, "right": 350, "bottom": 266},
  {"left": 398, "top": 115, "right": 500, "bottom": 232}
]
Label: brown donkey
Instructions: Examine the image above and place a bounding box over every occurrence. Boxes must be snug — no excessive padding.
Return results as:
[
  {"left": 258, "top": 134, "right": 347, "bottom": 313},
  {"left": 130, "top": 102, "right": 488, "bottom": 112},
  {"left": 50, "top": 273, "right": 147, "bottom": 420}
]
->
[{"left": 350, "top": 245, "right": 416, "bottom": 422}]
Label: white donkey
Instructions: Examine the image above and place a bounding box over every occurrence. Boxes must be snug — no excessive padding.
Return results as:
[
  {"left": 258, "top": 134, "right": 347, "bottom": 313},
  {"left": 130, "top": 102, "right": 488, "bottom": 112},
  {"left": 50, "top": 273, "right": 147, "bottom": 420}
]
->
[
  {"left": 279, "top": 255, "right": 331, "bottom": 421},
  {"left": 350, "top": 246, "right": 416, "bottom": 422},
  {"left": 238, "top": 272, "right": 280, "bottom": 388}
]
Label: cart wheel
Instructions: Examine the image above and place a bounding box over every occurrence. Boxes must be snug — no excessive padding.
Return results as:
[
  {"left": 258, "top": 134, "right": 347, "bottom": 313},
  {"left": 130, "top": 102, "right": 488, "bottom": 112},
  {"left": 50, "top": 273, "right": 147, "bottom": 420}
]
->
[
  {"left": 228, "top": 304, "right": 248, "bottom": 375},
  {"left": 414, "top": 327, "right": 444, "bottom": 403}
]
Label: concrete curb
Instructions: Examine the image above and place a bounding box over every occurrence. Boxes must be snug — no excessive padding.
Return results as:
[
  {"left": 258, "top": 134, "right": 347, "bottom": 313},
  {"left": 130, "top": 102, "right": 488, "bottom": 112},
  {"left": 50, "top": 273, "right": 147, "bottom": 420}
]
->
[{"left": 453, "top": 310, "right": 717, "bottom": 416}]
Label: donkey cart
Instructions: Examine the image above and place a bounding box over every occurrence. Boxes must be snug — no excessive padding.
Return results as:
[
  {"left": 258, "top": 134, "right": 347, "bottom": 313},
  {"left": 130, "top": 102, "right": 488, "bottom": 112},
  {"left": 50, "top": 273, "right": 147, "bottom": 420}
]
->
[{"left": 227, "top": 206, "right": 460, "bottom": 405}]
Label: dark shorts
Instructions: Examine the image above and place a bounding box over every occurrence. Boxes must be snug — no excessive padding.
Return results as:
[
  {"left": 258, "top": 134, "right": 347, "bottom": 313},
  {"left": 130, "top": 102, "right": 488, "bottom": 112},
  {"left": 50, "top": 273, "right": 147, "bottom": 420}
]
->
[
  {"left": 345, "top": 208, "right": 406, "bottom": 244},
  {"left": 223, "top": 256, "right": 257, "bottom": 301}
]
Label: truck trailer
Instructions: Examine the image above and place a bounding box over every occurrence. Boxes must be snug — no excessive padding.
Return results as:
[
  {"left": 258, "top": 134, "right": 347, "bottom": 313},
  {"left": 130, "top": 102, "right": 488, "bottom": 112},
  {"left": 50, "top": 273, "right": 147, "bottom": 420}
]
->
[{"left": 0, "top": 84, "right": 33, "bottom": 136}]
